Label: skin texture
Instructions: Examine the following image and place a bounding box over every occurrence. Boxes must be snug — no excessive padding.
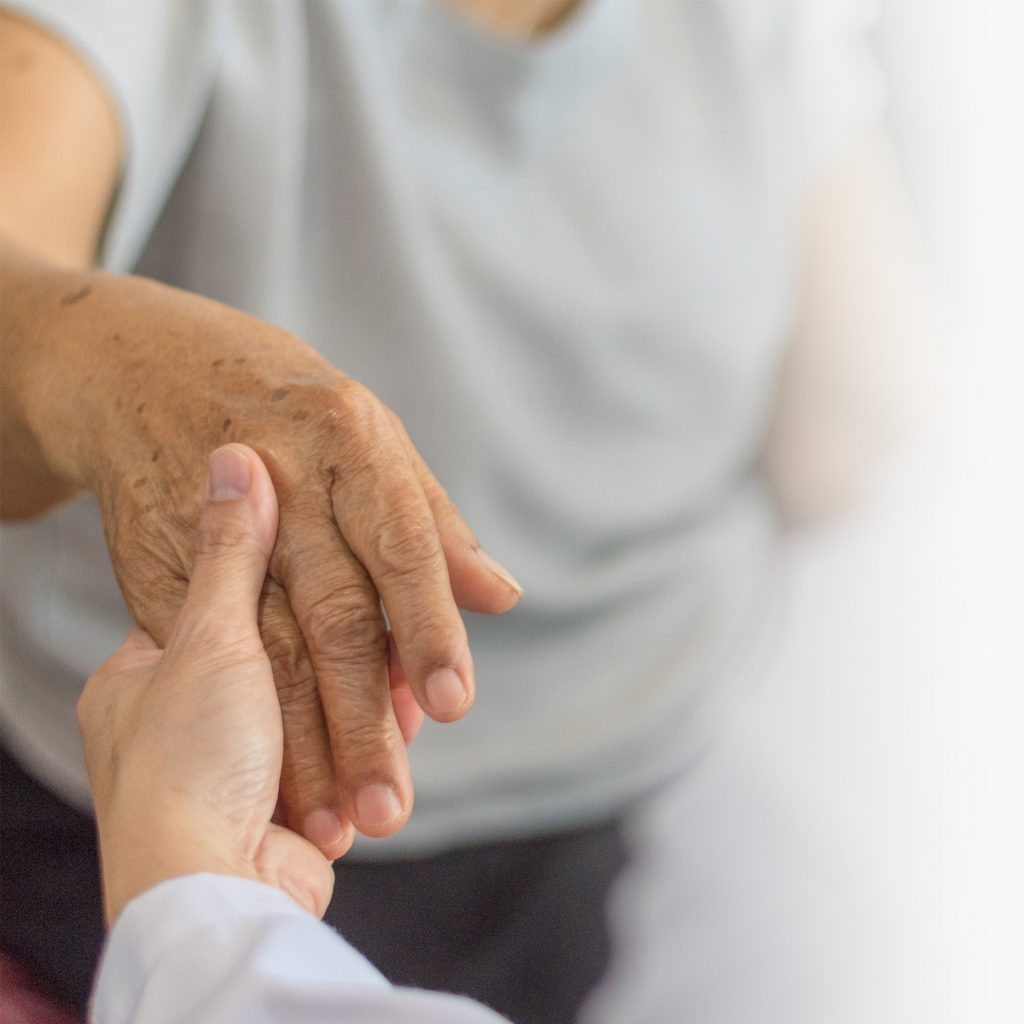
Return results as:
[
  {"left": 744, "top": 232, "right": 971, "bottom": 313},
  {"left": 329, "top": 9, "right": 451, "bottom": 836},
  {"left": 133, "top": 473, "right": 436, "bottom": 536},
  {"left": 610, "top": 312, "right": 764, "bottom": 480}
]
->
[
  {"left": 3, "top": 248, "right": 523, "bottom": 854},
  {"left": 78, "top": 446, "right": 356, "bottom": 925},
  {"left": 0, "top": 14, "right": 522, "bottom": 857},
  {"left": 0, "top": 12, "right": 119, "bottom": 266}
]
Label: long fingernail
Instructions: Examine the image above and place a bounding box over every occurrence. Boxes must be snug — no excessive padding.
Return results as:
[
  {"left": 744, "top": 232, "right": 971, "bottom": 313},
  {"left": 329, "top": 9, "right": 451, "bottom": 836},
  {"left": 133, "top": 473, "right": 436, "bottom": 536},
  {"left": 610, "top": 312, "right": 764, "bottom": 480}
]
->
[
  {"left": 425, "top": 667, "right": 467, "bottom": 715},
  {"left": 473, "top": 547, "right": 524, "bottom": 597},
  {"left": 207, "top": 446, "right": 251, "bottom": 501},
  {"left": 355, "top": 784, "right": 402, "bottom": 827}
]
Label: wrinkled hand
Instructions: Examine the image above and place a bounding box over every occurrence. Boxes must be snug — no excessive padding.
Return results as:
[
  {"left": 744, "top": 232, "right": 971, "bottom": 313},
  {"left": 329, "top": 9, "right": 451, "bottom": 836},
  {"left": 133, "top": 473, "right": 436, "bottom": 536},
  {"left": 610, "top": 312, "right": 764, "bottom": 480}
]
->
[
  {"left": 59, "top": 273, "right": 522, "bottom": 856},
  {"left": 80, "top": 445, "right": 350, "bottom": 923}
]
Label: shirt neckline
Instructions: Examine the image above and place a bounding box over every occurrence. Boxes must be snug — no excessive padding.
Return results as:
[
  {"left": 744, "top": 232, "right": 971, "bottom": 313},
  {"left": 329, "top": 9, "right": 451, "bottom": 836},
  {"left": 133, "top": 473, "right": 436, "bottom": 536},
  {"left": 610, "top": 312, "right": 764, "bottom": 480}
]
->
[{"left": 417, "top": 0, "right": 623, "bottom": 83}]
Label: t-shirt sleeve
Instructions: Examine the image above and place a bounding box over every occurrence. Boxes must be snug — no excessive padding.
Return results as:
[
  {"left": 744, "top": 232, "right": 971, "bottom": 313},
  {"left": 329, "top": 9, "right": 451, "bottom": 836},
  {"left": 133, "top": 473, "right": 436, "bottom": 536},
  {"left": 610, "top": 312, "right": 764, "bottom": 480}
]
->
[
  {"left": 783, "top": 0, "right": 888, "bottom": 182},
  {"left": 0, "top": 0, "right": 222, "bottom": 269}
]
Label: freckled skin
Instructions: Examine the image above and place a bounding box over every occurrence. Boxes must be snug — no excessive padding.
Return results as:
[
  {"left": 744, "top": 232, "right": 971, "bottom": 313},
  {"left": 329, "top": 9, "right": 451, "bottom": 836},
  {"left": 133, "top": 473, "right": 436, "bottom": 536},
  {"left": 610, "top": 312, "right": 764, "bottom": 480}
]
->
[
  {"left": 60, "top": 284, "right": 91, "bottom": 305},
  {"left": 0, "top": 10, "right": 536, "bottom": 862},
  {"left": 3, "top": 263, "right": 521, "bottom": 852}
]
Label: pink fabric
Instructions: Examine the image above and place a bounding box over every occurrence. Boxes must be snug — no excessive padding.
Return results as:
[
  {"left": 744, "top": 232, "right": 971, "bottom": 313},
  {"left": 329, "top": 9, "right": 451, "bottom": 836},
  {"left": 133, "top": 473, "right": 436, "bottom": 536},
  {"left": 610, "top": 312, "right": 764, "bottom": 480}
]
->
[{"left": 0, "top": 954, "right": 82, "bottom": 1024}]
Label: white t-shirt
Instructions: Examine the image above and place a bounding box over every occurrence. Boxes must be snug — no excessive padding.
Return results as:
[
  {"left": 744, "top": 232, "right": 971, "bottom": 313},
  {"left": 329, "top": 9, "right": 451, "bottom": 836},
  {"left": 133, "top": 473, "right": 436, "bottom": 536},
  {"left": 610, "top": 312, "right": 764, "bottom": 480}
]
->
[
  {"left": 0, "top": 0, "right": 884, "bottom": 853},
  {"left": 93, "top": 873, "right": 507, "bottom": 1023}
]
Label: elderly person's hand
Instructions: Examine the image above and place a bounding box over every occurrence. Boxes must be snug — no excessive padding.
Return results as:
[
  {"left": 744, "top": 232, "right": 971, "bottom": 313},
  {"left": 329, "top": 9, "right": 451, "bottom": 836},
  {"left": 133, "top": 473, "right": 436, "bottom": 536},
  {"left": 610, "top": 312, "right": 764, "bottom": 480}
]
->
[
  {"left": 78, "top": 444, "right": 417, "bottom": 924},
  {"left": 5, "top": 255, "right": 522, "bottom": 857},
  {"left": 1, "top": 18, "right": 521, "bottom": 857}
]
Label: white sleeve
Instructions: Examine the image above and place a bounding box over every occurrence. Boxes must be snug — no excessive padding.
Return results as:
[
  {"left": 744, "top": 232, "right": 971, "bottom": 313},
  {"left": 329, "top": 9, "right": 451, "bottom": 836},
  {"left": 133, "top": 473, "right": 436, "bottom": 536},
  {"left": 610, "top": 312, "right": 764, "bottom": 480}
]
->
[
  {"left": 715, "top": 0, "right": 887, "bottom": 185},
  {"left": 0, "top": 0, "right": 222, "bottom": 270},
  {"left": 784, "top": 0, "right": 888, "bottom": 181},
  {"left": 90, "top": 874, "right": 509, "bottom": 1024}
]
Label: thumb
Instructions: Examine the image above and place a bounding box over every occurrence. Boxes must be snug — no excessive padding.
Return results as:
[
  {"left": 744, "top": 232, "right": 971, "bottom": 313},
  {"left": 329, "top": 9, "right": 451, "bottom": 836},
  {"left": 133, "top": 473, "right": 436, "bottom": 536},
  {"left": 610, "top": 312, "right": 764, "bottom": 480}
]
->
[{"left": 168, "top": 444, "right": 280, "bottom": 651}]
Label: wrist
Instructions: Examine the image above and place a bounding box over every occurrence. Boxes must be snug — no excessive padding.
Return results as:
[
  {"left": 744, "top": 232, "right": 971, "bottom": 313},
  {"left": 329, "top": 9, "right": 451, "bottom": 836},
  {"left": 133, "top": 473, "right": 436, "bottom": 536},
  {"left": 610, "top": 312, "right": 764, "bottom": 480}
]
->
[{"left": 98, "top": 809, "right": 256, "bottom": 927}]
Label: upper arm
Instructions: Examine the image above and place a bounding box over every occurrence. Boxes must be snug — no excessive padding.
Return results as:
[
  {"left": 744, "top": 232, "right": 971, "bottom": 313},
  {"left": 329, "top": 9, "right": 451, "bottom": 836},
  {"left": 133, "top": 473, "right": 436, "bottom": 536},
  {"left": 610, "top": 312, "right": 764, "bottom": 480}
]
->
[
  {"left": 760, "top": 128, "right": 940, "bottom": 524},
  {"left": 0, "top": 10, "right": 121, "bottom": 267}
]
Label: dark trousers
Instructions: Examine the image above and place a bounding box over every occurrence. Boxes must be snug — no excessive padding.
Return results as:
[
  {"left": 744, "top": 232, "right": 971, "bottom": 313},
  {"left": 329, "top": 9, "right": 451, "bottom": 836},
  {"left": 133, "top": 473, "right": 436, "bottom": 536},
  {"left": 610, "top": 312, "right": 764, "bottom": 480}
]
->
[{"left": 0, "top": 746, "right": 627, "bottom": 1023}]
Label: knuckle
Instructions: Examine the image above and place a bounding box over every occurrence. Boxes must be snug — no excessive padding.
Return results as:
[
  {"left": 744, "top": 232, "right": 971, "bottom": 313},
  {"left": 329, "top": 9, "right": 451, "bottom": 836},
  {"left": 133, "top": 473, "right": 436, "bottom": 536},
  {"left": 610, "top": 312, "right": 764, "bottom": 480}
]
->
[
  {"left": 264, "top": 633, "right": 314, "bottom": 695},
  {"left": 280, "top": 755, "right": 335, "bottom": 799},
  {"left": 312, "top": 380, "right": 381, "bottom": 439},
  {"left": 331, "top": 397, "right": 398, "bottom": 468},
  {"left": 329, "top": 442, "right": 392, "bottom": 498},
  {"left": 370, "top": 513, "right": 443, "bottom": 580},
  {"left": 402, "top": 618, "right": 466, "bottom": 668},
  {"left": 332, "top": 719, "right": 400, "bottom": 768},
  {"left": 302, "top": 586, "right": 385, "bottom": 664},
  {"left": 433, "top": 493, "right": 470, "bottom": 536},
  {"left": 195, "top": 521, "right": 257, "bottom": 560},
  {"left": 274, "top": 672, "right": 322, "bottom": 716}
]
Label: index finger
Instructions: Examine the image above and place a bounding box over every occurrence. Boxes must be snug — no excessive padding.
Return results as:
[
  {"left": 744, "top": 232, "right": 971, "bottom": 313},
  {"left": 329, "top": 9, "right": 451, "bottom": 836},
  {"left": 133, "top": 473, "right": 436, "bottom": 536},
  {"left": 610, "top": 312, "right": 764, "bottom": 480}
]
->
[{"left": 329, "top": 440, "right": 473, "bottom": 723}]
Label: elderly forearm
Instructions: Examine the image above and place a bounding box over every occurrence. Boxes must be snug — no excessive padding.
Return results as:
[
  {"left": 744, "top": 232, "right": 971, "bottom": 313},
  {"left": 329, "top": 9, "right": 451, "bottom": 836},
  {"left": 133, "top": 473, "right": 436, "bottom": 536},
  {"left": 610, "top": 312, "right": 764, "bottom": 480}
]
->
[
  {"left": 0, "top": 237, "right": 102, "bottom": 517},
  {"left": 0, "top": 11, "right": 122, "bottom": 517}
]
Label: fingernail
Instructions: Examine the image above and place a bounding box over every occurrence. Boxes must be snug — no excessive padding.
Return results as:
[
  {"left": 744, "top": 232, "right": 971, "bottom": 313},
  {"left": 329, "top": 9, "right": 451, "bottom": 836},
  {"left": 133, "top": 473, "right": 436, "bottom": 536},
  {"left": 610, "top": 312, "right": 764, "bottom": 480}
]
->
[
  {"left": 207, "top": 446, "right": 251, "bottom": 502},
  {"left": 303, "top": 808, "right": 345, "bottom": 851},
  {"left": 473, "top": 547, "right": 524, "bottom": 598},
  {"left": 355, "top": 784, "right": 403, "bottom": 827},
  {"left": 425, "top": 667, "right": 467, "bottom": 715}
]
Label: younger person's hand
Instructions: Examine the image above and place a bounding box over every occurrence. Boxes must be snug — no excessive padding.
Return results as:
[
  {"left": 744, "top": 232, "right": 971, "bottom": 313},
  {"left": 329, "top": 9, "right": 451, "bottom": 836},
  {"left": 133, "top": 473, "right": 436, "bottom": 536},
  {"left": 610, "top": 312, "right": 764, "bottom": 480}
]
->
[{"left": 77, "top": 445, "right": 421, "bottom": 925}]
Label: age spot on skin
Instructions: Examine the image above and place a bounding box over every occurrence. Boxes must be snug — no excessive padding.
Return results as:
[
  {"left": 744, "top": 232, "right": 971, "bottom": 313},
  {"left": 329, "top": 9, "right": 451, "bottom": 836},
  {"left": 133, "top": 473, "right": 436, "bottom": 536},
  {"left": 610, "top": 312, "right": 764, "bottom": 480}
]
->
[
  {"left": 292, "top": 410, "right": 310, "bottom": 422},
  {"left": 151, "top": 449, "right": 162, "bottom": 463},
  {"left": 233, "top": 357, "right": 248, "bottom": 365},
  {"left": 132, "top": 477, "right": 148, "bottom": 489},
  {"left": 222, "top": 418, "right": 232, "bottom": 432},
  {"left": 136, "top": 403, "right": 146, "bottom": 414},
  {"left": 211, "top": 359, "right": 226, "bottom": 368},
  {"left": 60, "top": 286, "right": 92, "bottom": 307},
  {"left": 271, "top": 388, "right": 290, "bottom": 402}
]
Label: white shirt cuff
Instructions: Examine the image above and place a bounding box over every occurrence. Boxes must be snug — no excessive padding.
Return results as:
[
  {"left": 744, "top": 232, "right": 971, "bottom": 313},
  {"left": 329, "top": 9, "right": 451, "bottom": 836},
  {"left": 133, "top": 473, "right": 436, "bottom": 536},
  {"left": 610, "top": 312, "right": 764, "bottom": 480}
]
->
[{"left": 91, "top": 873, "right": 387, "bottom": 1023}]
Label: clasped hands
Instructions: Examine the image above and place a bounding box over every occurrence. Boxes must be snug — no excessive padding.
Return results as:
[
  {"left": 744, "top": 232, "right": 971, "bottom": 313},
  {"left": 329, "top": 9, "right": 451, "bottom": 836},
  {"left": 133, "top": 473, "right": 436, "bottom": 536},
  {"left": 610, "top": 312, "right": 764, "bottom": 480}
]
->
[
  {"left": 79, "top": 444, "right": 498, "bottom": 924},
  {"left": 24, "top": 270, "right": 523, "bottom": 862}
]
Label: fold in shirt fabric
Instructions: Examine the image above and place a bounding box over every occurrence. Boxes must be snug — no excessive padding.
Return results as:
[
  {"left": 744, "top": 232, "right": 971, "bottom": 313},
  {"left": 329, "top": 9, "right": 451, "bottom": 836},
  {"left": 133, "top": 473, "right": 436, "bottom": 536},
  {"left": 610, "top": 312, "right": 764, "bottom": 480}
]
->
[{"left": 0, "top": 0, "right": 886, "bottom": 854}]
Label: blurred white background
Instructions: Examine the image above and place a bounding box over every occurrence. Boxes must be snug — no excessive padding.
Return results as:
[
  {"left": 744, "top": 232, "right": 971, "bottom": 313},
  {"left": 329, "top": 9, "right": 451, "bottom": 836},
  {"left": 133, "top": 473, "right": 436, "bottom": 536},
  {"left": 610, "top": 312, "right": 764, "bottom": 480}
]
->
[
  {"left": 875, "top": 2, "right": 1022, "bottom": 1016},
  {"left": 586, "top": 3, "right": 1022, "bottom": 1021}
]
